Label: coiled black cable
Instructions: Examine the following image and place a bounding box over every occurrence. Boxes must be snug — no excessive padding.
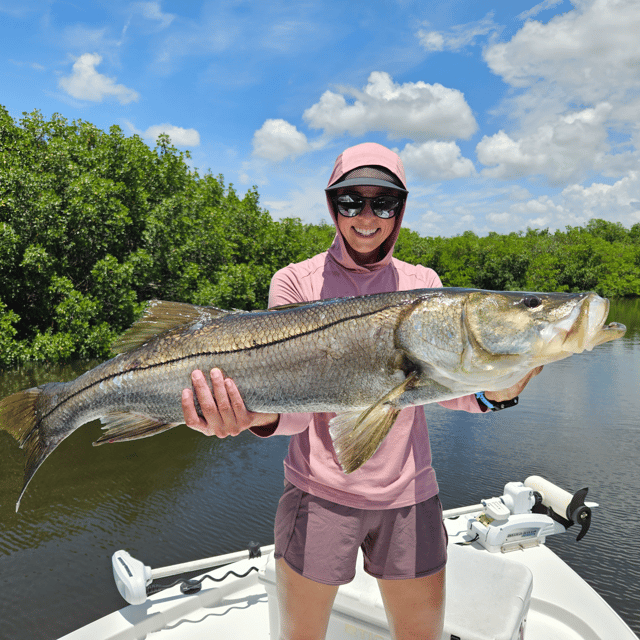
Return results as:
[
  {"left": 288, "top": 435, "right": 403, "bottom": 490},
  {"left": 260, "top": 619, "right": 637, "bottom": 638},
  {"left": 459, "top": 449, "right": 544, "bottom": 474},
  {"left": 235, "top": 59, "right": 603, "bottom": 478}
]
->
[{"left": 146, "top": 565, "right": 260, "bottom": 597}]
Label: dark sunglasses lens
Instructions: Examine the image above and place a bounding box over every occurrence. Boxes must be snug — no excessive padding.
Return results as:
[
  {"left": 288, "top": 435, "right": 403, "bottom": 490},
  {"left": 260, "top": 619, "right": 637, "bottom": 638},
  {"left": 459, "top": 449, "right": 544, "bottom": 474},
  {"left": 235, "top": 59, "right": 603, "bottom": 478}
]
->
[
  {"left": 372, "top": 196, "right": 401, "bottom": 218},
  {"left": 336, "top": 195, "right": 364, "bottom": 217}
]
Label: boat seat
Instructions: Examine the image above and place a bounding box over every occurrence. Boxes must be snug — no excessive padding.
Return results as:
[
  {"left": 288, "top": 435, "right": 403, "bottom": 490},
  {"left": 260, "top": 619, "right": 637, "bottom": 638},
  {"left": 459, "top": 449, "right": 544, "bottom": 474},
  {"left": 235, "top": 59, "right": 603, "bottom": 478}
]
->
[{"left": 260, "top": 542, "right": 533, "bottom": 640}]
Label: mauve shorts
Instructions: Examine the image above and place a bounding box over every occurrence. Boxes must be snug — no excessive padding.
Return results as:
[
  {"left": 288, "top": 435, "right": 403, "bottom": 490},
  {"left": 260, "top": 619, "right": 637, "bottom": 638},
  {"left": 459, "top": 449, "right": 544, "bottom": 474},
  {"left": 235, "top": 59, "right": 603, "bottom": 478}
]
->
[{"left": 274, "top": 482, "right": 448, "bottom": 585}]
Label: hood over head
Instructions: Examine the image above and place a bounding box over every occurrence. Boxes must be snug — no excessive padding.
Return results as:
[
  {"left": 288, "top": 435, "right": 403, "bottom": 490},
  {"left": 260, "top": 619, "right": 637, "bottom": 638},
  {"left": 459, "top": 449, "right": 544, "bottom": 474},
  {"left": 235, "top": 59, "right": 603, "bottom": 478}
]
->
[{"left": 325, "top": 143, "right": 408, "bottom": 273}]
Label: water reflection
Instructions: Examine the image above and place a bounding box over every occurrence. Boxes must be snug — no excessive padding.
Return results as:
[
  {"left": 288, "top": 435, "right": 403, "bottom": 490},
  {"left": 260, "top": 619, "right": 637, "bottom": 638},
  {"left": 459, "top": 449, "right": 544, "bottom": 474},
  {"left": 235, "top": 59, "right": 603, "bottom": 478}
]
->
[{"left": 0, "top": 300, "right": 638, "bottom": 638}]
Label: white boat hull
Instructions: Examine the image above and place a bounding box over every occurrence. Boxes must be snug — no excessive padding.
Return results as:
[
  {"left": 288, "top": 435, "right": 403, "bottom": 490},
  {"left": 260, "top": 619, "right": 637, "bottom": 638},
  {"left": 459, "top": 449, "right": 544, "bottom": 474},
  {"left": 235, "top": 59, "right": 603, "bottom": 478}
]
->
[{"left": 59, "top": 522, "right": 638, "bottom": 640}]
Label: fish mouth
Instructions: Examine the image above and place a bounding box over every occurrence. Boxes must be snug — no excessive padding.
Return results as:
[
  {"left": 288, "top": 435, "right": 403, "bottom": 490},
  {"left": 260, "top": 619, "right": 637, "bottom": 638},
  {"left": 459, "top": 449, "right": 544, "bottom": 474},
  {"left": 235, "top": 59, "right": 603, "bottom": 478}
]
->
[{"left": 555, "top": 294, "right": 626, "bottom": 353}]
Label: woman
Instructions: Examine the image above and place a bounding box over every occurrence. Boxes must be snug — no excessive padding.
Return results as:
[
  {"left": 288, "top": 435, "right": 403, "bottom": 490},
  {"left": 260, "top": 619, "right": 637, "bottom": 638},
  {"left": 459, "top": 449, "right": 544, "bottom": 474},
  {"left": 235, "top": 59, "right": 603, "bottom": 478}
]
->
[{"left": 182, "top": 142, "right": 539, "bottom": 640}]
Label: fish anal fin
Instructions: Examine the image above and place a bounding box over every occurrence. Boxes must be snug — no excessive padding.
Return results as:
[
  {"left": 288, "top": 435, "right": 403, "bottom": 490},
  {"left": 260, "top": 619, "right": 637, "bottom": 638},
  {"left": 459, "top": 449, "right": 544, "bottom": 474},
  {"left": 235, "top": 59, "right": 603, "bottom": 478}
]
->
[
  {"left": 112, "top": 300, "right": 230, "bottom": 354},
  {"left": 93, "top": 412, "right": 180, "bottom": 445},
  {"left": 329, "top": 373, "right": 417, "bottom": 474}
]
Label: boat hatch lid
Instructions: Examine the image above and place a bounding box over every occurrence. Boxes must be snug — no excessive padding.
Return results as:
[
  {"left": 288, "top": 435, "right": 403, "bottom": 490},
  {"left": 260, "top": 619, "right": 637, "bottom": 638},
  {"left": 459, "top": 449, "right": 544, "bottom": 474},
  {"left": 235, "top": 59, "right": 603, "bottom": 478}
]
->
[{"left": 260, "top": 544, "right": 533, "bottom": 640}]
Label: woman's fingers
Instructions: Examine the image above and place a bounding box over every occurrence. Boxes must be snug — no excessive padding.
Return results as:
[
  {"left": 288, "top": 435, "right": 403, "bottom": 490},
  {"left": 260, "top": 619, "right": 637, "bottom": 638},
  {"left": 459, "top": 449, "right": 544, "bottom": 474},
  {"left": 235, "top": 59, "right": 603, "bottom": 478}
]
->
[{"left": 182, "top": 369, "right": 260, "bottom": 437}]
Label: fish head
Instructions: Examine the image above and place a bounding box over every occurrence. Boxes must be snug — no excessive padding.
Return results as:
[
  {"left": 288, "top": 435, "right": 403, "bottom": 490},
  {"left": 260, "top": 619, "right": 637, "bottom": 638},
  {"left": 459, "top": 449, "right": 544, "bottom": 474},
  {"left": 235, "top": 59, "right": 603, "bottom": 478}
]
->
[
  {"left": 399, "top": 289, "right": 626, "bottom": 391},
  {"left": 463, "top": 290, "right": 625, "bottom": 363}
]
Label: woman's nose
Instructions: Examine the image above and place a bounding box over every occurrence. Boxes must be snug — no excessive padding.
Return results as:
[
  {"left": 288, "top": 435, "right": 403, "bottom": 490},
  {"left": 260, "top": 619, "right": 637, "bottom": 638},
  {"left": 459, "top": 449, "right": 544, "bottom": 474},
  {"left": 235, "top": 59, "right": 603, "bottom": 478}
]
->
[{"left": 359, "top": 201, "right": 376, "bottom": 218}]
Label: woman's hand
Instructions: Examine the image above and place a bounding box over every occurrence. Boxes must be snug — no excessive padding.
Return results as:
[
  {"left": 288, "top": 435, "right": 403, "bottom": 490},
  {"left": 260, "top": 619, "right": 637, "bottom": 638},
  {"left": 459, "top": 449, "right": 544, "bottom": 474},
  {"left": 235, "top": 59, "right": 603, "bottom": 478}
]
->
[
  {"left": 182, "top": 368, "right": 279, "bottom": 437},
  {"left": 484, "top": 366, "right": 544, "bottom": 403}
]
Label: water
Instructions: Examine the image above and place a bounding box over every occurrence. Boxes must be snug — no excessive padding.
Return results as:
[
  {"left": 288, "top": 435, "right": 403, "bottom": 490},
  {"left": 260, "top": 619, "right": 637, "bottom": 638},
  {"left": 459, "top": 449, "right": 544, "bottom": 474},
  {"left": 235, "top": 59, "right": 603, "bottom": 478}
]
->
[{"left": 0, "top": 300, "right": 639, "bottom": 639}]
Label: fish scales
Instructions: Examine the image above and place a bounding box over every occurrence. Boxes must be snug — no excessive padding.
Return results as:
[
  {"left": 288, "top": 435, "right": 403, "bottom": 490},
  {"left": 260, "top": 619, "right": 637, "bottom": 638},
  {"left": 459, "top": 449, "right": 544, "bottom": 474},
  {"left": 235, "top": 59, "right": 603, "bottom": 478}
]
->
[{"left": 50, "top": 294, "right": 404, "bottom": 419}]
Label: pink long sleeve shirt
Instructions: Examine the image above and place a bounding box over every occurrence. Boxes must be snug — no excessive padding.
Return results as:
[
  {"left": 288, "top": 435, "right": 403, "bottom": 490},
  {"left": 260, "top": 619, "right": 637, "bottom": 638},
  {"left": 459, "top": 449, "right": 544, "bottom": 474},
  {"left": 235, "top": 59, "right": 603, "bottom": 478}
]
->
[{"left": 253, "top": 143, "right": 483, "bottom": 509}]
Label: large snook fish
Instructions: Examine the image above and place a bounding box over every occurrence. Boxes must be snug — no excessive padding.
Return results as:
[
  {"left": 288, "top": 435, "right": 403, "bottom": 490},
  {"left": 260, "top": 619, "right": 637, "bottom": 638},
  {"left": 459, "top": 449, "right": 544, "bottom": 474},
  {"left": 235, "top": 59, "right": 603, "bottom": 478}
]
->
[{"left": 0, "top": 288, "right": 626, "bottom": 510}]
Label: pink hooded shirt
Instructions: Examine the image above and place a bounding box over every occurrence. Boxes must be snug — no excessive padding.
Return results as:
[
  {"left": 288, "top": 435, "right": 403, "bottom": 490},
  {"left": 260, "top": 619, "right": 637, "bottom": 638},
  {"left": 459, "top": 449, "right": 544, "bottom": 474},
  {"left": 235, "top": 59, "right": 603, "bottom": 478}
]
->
[{"left": 256, "top": 143, "right": 482, "bottom": 509}]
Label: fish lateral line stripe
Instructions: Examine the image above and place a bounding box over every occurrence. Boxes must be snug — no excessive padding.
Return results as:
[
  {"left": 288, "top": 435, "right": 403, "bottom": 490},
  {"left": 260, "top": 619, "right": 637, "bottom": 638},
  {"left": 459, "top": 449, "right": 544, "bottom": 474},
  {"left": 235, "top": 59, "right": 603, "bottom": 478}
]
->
[{"left": 36, "top": 301, "right": 411, "bottom": 425}]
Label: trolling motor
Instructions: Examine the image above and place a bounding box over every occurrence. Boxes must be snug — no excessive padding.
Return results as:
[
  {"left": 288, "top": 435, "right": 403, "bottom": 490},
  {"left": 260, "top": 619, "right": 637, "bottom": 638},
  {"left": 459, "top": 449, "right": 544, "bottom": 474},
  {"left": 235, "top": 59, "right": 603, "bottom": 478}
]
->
[
  {"left": 466, "top": 476, "right": 597, "bottom": 553},
  {"left": 112, "top": 542, "right": 272, "bottom": 605}
]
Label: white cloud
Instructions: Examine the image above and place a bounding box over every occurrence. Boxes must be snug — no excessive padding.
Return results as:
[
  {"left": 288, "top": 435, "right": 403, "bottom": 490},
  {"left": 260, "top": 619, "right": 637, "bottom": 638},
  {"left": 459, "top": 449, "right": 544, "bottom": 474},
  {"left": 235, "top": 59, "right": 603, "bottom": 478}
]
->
[
  {"left": 399, "top": 174, "right": 636, "bottom": 237},
  {"left": 476, "top": 103, "right": 612, "bottom": 184},
  {"left": 517, "top": 0, "right": 564, "bottom": 22},
  {"left": 409, "top": 209, "right": 447, "bottom": 237},
  {"left": 400, "top": 141, "right": 476, "bottom": 181},
  {"left": 457, "top": 173, "right": 640, "bottom": 235},
  {"left": 486, "top": 211, "right": 515, "bottom": 226},
  {"left": 9, "top": 59, "right": 45, "bottom": 71},
  {"left": 477, "top": 0, "right": 640, "bottom": 187},
  {"left": 58, "top": 53, "right": 139, "bottom": 104},
  {"left": 124, "top": 120, "right": 200, "bottom": 147},
  {"left": 130, "top": 2, "right": 175, "bottom": 29},
  {"left": 143, "top": 123, "right": 200, "bottom": 147},
  {"left": 303, "top": 71, "right": 477, "bottom": 141},
  {"left": 417, "top": 13, "right": 499, "bottom": 52},
  {"left": 402, "top": 166, "right": 639, "bottom": 237},
  {"left": 484, "top": 0, "right": 640, "bottom": 104},
  {"left": 264, "top": 181, "right": 332, "bottom": 224},
  {"left": 561, "top": 171, "right": 640, "bottom": 222},
  {"left": 507, "top": 194, "right": 566, "bottom": 224},
  {"left": 252, "top": 119, "right": 311, "bottom": 162}
]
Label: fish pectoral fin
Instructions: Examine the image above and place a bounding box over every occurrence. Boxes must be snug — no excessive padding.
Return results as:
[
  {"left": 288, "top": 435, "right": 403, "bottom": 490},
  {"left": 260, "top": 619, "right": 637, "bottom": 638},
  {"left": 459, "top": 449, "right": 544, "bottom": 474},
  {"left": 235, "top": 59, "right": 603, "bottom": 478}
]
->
[
  {"left": 329, "top": 406, "right": 399, "bottom": 474},
  {"left": 93, "top": 413, "right": 180, "bottom": 445},
  {"left": 329, "top": 373, "right": 417, "bottom": 474}
]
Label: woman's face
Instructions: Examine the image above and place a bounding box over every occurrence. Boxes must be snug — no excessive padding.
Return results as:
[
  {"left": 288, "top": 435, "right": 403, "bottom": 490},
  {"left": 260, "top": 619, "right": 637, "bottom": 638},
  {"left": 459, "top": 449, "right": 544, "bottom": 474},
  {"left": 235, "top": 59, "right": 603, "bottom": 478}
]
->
[{"left": 334, "top": 185, "right": 401, "bottom": 265}]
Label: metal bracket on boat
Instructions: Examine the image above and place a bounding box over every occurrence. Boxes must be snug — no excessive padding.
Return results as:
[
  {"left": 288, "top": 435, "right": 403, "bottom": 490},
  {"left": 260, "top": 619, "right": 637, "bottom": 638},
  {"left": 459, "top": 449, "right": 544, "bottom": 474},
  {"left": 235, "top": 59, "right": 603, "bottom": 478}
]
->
[{"left": 525, "top": 476, "right": 596, "bottom": 541}]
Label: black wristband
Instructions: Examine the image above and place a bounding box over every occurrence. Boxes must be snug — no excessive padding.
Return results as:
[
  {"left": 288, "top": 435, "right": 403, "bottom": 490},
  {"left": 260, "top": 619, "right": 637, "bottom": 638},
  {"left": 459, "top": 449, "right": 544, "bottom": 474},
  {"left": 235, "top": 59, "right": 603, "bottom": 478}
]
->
[{"left": 475, "top": 391, "right": 519, "bottom": 412}]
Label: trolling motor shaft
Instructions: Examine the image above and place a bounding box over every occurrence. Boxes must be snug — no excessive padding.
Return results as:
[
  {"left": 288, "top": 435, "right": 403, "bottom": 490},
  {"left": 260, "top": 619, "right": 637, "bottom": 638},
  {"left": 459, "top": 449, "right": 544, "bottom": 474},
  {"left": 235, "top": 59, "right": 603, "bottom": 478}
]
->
[{"left": 112, "top": 544, "right": 274, "bottom": 605}]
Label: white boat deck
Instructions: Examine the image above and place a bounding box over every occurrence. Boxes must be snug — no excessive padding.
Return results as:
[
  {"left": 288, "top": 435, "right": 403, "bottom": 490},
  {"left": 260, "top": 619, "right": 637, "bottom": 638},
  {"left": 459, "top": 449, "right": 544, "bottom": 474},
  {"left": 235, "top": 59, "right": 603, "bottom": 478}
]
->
[
  {"left": 59, "top": 478, "right": 639, "bottom": 640},
  {"left": 61, "top": 525, "right": 639, "bottom": 640}
]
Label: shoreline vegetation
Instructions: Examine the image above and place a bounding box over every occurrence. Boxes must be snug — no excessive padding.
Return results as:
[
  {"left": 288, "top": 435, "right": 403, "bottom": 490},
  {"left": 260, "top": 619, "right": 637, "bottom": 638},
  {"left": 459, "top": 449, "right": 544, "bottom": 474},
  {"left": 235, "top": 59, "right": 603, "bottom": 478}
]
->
[{"left": 2, "top": 107, "right": 640, "bottom": 367}]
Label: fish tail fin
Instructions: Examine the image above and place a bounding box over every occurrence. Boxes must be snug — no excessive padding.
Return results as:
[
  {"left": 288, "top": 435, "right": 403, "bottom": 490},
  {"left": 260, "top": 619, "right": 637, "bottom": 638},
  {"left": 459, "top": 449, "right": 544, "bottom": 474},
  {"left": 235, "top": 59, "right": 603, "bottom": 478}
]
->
[
  {"left": 0, "top": 384, "right": 66, "bottom": 512},
  {"left": 93, "top": 412, "right": 180, "bottom": 445}
]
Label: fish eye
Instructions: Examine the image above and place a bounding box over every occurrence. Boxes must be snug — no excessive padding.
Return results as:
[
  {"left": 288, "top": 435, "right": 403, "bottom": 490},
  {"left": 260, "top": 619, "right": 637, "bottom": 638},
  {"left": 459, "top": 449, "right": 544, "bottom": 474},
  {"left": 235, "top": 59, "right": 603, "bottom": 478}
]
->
[{"left": 523, "top": 295, "right": 542, "bottom": 309}]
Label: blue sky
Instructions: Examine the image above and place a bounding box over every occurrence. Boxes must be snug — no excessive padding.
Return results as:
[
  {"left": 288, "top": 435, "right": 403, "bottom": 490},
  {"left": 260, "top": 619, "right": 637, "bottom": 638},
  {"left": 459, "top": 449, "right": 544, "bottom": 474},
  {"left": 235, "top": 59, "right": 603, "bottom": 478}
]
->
[{"left": 2, "top": 0, "right": 640, "bottom": 237}]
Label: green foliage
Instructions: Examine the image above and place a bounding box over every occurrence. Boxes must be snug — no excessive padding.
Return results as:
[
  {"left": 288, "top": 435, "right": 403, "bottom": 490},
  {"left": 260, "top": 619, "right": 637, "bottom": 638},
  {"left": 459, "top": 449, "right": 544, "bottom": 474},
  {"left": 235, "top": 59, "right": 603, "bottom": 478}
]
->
[
  {"left": 0, "top": 107, "right": 339, "bottom": 366},
  {"left": 0, "top": 299, "right": 25, "bottom": 366},
  {"left": 1, "top": 105, "right": 639, "bottom": 367}
]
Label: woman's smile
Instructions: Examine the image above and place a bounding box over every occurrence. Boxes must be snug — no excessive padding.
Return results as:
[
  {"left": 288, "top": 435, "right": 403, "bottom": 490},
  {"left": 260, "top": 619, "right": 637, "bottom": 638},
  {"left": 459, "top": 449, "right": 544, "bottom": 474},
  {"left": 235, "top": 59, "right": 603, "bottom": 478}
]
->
[{"left": 353, "top": 226, "right": 379, "bottom": 237}]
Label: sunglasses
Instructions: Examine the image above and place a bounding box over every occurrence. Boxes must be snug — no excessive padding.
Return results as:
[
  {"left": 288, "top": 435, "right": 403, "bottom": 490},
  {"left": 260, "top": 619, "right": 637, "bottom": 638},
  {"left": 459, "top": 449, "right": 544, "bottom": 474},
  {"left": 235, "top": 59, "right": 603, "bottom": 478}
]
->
[{"left": 333, "top": 193, "right": 403, "bottom": 219}]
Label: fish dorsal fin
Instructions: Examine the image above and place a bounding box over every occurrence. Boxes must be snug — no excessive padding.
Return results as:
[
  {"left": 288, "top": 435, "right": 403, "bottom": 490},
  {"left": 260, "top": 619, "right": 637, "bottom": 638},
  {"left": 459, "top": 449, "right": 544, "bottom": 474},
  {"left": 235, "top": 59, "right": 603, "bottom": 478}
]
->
[{"left": 112, "top": 300, "right": 230, "bottom": 354}]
